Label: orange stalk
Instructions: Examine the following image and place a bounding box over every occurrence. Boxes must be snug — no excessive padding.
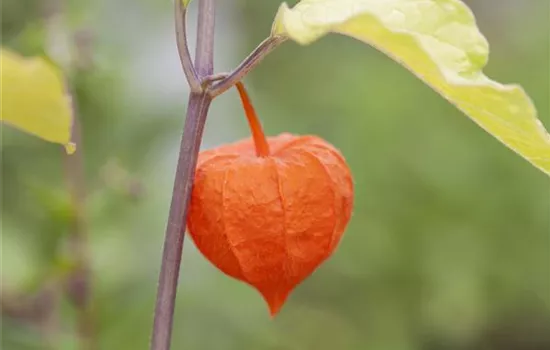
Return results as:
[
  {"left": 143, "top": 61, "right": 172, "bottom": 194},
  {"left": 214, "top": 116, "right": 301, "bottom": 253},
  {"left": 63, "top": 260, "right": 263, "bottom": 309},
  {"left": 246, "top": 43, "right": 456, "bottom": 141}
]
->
[{"left": 235, "top": 82, "right": 270, "bottom": 157}]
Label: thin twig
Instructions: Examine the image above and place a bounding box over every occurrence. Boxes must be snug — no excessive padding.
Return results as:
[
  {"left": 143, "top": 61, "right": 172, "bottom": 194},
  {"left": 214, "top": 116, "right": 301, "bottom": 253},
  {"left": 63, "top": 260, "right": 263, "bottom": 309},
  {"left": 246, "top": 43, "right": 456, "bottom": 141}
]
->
[
  {"left": 207, "top": 35, "right": 287, "bottom": 97},
  {"left": 63, "top": 103, "right": 95, "bottom": 350},
  {"left": 150, "top": 1, "right": 215, "bottom": 349},
  {"left": 175, "top": 0, "right": 201, "bottom": 92},
  {"left": 44, "top": 0, "right": 96, "bottom": 348}
]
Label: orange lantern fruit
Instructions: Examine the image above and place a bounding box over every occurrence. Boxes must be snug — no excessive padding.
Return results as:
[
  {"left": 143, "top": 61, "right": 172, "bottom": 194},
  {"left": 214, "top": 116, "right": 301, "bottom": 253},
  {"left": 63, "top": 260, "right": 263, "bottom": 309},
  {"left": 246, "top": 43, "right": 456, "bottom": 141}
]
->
[{"left": 187, "top": 82, "right": 354, "bottom": 316}]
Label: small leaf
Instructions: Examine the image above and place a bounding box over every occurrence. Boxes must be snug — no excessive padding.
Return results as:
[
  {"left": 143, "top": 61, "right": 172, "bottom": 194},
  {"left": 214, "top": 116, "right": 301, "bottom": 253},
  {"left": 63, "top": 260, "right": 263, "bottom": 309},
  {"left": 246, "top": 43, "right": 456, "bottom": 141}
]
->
[
  {"left": 0, "top": 48, "right": 75, "bottom": 153},
  {"left": 181, "top": 0, "right": 192, "bottom": 7},
  {"left": 272, "top": 0, "right": 550, "bottom": 176}
]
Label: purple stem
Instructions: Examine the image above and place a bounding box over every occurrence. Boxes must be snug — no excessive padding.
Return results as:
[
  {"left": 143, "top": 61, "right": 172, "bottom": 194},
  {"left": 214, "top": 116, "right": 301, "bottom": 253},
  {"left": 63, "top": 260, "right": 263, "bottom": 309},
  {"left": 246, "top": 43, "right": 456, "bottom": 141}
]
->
[{"left": 149, "top": 1, "right": 215, "bottom": 350}]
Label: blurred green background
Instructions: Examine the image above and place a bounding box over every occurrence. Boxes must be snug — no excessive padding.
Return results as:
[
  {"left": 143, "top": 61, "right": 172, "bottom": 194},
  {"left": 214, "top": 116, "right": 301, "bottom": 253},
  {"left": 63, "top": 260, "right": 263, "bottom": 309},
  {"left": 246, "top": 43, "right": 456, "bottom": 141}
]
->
[{"left": 1, "top": 1, "right": 549, "bottom": 349}]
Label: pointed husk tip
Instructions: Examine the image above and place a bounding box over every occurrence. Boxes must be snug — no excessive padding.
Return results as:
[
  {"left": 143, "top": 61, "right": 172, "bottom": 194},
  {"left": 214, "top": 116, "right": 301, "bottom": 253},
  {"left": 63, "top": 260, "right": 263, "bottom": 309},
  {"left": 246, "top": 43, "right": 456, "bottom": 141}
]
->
[{"left": 258, "top": 288, "right": 291, "bottom": 317}]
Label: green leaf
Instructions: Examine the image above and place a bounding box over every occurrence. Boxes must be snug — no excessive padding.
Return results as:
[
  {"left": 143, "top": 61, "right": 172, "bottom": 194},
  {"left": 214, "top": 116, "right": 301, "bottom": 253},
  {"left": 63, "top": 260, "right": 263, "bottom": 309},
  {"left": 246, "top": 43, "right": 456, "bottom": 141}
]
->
[
  {"left": 272, "top": 0, "right": 550, "bottom": 176},
  {"left": 0, "top": 48, "right": 75, "bottom": 154},
  {"left": 182, "top": 0, "right": 192, "bottom": 7}
]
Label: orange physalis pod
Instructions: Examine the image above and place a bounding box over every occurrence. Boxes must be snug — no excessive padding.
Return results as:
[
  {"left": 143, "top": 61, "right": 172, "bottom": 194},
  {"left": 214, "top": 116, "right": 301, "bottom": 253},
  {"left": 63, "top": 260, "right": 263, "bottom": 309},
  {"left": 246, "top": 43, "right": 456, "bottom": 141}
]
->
[{"left": 187, "top": 82, "right": 354, "bottom": 316}]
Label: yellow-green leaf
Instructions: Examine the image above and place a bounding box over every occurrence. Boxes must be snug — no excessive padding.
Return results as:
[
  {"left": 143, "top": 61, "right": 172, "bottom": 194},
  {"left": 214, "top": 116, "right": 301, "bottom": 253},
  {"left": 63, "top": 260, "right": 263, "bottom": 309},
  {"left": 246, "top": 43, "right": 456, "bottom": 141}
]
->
[
  {"left": 272, "top": 0, "right": 550, "bottom": 176},
  {"left": 0, "top": 48, "right": 75, "bottom": 154}
]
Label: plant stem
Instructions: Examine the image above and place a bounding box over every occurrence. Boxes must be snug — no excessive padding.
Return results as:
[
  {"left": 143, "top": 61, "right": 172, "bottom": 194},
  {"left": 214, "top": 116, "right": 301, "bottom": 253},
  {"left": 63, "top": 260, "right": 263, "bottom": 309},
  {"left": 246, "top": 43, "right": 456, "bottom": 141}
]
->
[
  {"left": 175, "top": 0, "right": 201, "bottom": 92},
  {"left": 45, "top": 0, "right": 95, "bottom": 348},
  {"left": 207, "top": 35, "right": 287, "bottom": 97},
  {"left": 235, "top": 82, "right": 270, "bottom": 157},
  {"left": 63, "top": 107, "right": 95, "bottom": 350},
  {"left": 150, "top": 1, "right": 215, "bottom": 349},
  {"left": 194, "top": 0, "right": 215, "bottom": 76}
]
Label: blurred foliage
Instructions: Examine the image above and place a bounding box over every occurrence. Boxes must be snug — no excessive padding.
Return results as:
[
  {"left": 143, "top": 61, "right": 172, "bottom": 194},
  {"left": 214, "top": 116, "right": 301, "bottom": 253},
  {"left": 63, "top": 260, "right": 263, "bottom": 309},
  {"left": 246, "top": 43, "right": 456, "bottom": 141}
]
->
[
  {"left": 1, "top": 1, "right": 549, "bottom": 350},
  {"left": 1, "top": 48, "right": 74, "bottom": 151}
]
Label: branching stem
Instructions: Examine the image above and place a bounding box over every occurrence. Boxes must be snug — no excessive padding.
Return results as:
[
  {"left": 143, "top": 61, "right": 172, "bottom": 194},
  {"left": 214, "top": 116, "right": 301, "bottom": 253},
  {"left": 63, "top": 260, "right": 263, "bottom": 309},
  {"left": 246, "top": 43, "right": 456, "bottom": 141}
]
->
[
  {"left": 151, "top": 1, "right": 286, "bottom": 349},
  {"left": 207, "top": 35, "right": 287, "bottom": 97},
  {"left": 150, "top": 1, "right": 215, "bottom": 350}
]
